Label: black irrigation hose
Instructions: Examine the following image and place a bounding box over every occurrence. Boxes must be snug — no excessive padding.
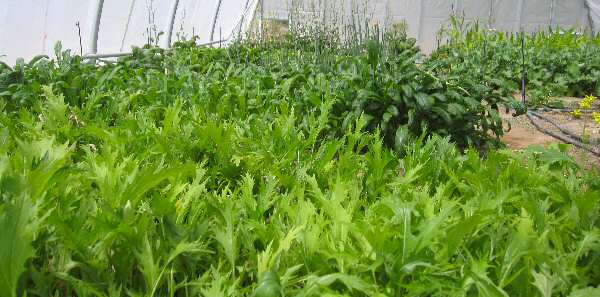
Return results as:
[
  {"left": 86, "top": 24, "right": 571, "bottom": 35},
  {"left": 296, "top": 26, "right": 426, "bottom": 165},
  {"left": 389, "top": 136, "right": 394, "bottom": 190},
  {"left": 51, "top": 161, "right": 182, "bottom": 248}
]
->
[
  {"left": 526, "top": 111, "right": 600, "bottom": 157},
  {"left": 529, "top": 111, "right": 584, "bottom": 143},
  {"left": 529, "top": 107, "right": 574, "bottom": 112},
  {"left": 516, "top": 28, "right": 599, "bottom": 157},
  {"left": 529, "top": 107, "right": 596, "bottom": 114}
]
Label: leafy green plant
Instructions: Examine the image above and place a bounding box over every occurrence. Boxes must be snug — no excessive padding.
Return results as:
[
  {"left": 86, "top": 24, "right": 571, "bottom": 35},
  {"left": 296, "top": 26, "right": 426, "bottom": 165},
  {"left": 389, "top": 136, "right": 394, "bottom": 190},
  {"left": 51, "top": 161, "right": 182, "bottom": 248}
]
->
[{"left": 429, "top": 20, "right": 600, "bottom": 106}]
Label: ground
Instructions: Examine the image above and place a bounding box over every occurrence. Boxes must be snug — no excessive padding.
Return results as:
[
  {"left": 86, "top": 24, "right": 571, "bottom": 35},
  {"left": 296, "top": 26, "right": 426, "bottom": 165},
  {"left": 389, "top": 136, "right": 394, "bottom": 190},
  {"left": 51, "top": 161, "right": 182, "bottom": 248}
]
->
[{"left": 501, "top": 97, "right": 600, "bottom": 169}]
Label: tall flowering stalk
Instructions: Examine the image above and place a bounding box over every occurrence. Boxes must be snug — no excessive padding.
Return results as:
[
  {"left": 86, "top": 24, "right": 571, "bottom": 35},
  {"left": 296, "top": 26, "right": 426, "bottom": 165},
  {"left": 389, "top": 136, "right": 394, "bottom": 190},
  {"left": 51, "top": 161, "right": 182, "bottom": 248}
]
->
[{"left": 573, "top": 95, "right": 598, "bottom": 143}]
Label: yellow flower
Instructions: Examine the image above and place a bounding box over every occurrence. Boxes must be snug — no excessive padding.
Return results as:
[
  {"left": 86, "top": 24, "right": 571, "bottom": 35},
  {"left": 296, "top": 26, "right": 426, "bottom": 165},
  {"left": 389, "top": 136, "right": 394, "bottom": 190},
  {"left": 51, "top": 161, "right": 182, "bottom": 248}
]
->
[
  {"left": 573, "top": 109, "right": 583, "bottom": 118},
  {"left": 580, "top": 100, "right": 592, "bottom": 109},
  {"left": 580, "top": 94, "right": 598, "bottom": 110},
  {"left": 594, "top": 112, "right": 600, "bottom": 124}
]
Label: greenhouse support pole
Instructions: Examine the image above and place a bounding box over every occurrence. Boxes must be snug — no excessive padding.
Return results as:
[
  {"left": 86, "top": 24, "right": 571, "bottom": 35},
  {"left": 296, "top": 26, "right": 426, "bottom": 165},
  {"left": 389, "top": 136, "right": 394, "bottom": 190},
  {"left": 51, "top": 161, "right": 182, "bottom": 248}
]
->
[
  {"left": 162, "top": 0, "right": 181, "bottom": 48},
  {"left": 517, "top": 0, "right": 524, "bottom": 31},
  {"left": 210, "top": 0, "right": 224, "bottom": 43},
  {"left": 235, "top": 0, "right": 259, "bottom": 41},
  {"left": 549, "top": 0, "right": 555, "bottom": 29},
  {"left": 236, "top": 0, "right": 252, "bottom": 39},
  {"left": 87, "top": 0, "right": 105, "bottom": 55},
  {"left": 120, "top": 0, "right": 137, "bottom": 52}
]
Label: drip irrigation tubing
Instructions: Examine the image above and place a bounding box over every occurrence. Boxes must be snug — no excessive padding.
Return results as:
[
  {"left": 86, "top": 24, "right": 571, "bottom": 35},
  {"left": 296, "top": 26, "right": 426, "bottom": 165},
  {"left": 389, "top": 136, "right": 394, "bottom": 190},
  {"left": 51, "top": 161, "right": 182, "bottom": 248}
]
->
[
  {"left": 526, "top": 111, "right": 600, "bottom": 157},
  {"left": 529, "top": 107, "right": 574, "bottom": 112},
  {"left": 529, "top": 107, "right": 596, "bottom": 113},
  {"left": 529, "top": 111, "right": 584, "bottom": 143}
]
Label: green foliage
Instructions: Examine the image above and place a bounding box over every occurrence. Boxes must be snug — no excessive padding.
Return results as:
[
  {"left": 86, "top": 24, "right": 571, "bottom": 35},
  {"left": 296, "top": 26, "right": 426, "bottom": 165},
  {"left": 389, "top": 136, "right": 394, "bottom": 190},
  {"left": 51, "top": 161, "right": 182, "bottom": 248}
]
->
[
  {"left": 429, "top": 21, "right": 600, "bottom": 106},
  {"left": 0, "top": 35, "right": 598, "bottom": 296},
  {"left": 1, "top": 33, "right": 521, "bottom": 151},
  {"left": 0, "top": 194, "right": 40, "bottom": 297}
]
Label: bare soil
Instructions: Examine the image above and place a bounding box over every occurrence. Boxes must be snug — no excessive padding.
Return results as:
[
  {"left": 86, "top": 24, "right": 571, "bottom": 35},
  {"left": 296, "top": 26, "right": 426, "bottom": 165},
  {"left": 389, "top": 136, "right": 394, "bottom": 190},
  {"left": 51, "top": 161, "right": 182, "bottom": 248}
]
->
[{"left": 501, "top": 97, "right": 600, "bottom": 170}]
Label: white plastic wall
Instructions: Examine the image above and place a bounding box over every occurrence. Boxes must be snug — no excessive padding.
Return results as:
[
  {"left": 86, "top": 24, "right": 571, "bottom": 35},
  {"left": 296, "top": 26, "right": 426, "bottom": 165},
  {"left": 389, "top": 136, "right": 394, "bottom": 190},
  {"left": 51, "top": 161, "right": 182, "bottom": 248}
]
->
[
  {"left": 0, "top": 0, "right": 257, "bottom": 64},
  {"left": 263, "top": 0, "right": 595, "bottom": 53},
  {"left": 589, "top": 0, "right": 600, "bottom": 33},
  {"left": 2, "top": 1, "right": 597, "bottom": 65}
]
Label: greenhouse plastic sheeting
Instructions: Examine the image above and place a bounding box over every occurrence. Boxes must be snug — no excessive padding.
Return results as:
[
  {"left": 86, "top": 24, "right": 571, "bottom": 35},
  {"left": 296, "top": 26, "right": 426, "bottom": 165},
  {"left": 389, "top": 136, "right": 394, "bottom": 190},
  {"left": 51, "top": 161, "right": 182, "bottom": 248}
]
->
[
  {"left": 589, "top": 0, "right": 600, "bottom": 33},
  {"left": 0, "top": 0, "right": 257, "bottom": 64},
  {"left": 2, "top": 0, "right": 596, "bottom": 64},
  {"left": 263, "top": 0, "right": 593, "bottom": 53}
]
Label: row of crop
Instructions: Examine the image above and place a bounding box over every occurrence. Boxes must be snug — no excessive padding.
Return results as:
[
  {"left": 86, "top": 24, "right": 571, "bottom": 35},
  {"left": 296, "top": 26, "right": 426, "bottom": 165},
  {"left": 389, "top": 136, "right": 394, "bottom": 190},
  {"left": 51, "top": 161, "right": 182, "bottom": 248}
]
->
[
  {"left": 0, "top": 70, "right": 599, "bottom": 296},
  {"left": 0, "top": 36, "right": 522, "bottom": 151},
  {"left": 428, "top": 20, "right": 600, "bottom": 106}
]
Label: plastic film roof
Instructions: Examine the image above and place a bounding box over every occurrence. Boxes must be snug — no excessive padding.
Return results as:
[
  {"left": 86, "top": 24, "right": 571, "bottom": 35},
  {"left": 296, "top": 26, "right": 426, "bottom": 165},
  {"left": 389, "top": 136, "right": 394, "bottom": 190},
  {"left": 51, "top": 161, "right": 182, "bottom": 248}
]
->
[
  {"left": 0, "top": 0, "right": 258, "bottom": 64},
  {"left": 2, "top": 1, "right": 600, "bottom": 64}
]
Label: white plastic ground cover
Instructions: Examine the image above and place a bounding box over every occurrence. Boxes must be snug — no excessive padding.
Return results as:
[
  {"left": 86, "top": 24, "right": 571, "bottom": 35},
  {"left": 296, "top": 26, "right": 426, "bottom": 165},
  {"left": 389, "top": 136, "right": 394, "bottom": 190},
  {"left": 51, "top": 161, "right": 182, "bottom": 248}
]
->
[
  {"left": 0, "top": 0, "right": 257, "bottom": 65},
  {"left": 263, "top": 0, "right": 594, "bottom": 53}
]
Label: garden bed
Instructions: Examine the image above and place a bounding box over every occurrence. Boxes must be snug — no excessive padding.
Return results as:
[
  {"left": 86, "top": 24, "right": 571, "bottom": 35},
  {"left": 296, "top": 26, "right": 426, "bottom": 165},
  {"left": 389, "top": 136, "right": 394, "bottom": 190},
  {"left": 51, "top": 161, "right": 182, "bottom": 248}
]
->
[{"left": 502, "top": 97, "right": 600, "bottom": 169}]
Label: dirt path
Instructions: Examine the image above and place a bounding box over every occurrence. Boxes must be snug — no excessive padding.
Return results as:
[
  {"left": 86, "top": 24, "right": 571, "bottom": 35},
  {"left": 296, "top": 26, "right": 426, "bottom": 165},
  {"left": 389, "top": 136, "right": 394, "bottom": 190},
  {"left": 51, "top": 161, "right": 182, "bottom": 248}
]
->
[
  {"left": 500, "top": 100, "right": 600, "bottom": 169},
  {"left": 501, "top": 113, "right": 556, "bottom": 149}
]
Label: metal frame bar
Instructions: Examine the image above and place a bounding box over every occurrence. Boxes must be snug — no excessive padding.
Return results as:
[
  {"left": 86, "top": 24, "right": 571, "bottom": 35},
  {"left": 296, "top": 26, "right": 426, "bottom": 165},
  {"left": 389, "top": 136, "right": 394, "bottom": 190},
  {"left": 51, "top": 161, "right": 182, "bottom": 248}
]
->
[
  {"left": 87, "top": 0, "right": 105, "bottom": 55},
  {"left": 237, "top": 0, "right": 252, "bottom": 39},
  {"left": 83, "top": 52, "right": 133, "bottom": 59},
  {"left": 210, "top": 0, "right": 224, "bottom": 43},
  {"left": 233, "top": 0, "right": 260, "bottom": 40},
  {"left": 120, "top": 0, "right": 137, "bottom": 51},
  {"left": 162, "top": 0, "right": 181, "bottom": 48},
  {"left": 83, "top": 0, "right": 261, "bottom": 60}
]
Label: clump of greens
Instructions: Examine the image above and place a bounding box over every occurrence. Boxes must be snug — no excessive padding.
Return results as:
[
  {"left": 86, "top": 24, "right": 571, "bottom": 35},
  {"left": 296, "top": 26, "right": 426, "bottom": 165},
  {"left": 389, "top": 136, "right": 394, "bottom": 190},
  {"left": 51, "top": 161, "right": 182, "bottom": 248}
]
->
[
  {"left": 1, "top": 33, "right": 520, "bottom": 150},
  {"left": 428, "top": 19, "right": 600, "bottom": 106}
]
